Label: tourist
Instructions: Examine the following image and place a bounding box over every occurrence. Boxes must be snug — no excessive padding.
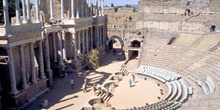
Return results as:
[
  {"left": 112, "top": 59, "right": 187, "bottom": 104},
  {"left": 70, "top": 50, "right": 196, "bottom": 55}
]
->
[
  {"left": 129, "top": 79, "right": 132, "bottom": 87},
  {"left": 84, "top": 77, "right": 87, "bottom": 85},
  {"left": 93, "top": 83, "right": 97, "bottom": 95},
  {"left": 105, "top": 87, "right": 109, "bottom": 97},
  {"left": 82, "top": 83, "right": 87, "bottom": 93},
  {"left": 132, "top": 74, "right": 136, "bottom": 84},
  {"left": 70, "top": 77, "right": 74, "bottom": 89}
]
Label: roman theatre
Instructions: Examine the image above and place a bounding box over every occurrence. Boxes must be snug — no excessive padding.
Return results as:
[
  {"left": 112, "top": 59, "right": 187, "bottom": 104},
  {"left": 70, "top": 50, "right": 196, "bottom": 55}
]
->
[{"left": 1, "top": 0, "right": 220, "bottom": 110}]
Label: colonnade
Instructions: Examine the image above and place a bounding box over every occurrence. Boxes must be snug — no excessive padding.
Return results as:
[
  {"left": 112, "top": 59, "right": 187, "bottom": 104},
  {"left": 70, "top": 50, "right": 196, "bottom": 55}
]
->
[
  {"left": 7, "top": 40, "right": 47, "bottom": 94},
  {"left": 3, "top": 0, "right": 40, "bottom": 26}
]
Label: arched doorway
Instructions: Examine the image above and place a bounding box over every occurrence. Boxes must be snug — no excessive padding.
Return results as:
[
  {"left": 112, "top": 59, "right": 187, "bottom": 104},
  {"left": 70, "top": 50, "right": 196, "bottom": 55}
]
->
[
  {"left": 106, "top": 36, "right": 124, "bottom": 55},
  {"left": 210, "top": 25, "right": 216, "bottom": 32},
  {"left": 129, "top": 40, "right": 141, "bottom": 59}
]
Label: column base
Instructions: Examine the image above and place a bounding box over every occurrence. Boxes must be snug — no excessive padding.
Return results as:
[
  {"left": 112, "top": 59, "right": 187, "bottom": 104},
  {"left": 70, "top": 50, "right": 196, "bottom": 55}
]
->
[
  {"left": 46, "top": 69, "right": 53, "bottom": 86},
  {"left": 9, "top": 90, "right": 19, "bottom": 95}
]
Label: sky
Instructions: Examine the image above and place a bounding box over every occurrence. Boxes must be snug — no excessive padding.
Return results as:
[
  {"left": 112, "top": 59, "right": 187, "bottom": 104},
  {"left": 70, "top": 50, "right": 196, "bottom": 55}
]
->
[{"left": 30, "top": 0, "right": 139, "bottom": 6}]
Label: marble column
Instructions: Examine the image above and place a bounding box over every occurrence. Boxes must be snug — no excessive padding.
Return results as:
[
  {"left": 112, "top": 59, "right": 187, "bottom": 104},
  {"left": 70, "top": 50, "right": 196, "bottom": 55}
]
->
[
  {"left": 57, "top": 32, "right": 64, "bottom": 70},
  {"left": 62, "top": 31, "right": 67, "bottom": 60},
  {"left": 90, "top": 27, "right": 93, "bottom": 49},
  {"left": 85, "top": 0, "right": 88, "bottom": 17},
  {"left": 71, "top": 0, "right": 75, "bottom": 19},
  {"left": 7, "top": 47, "right": 18, "bottom": 94},
  {"left": 103, "top": 26, "right": 105, "bottom": 46},
  {"left": 86, "top": 29, "right": 89, "bottom": 53},
  {"left": 81, "top": 0, "right": 84, "bottom": 17},
  {"left": 88, "top": 0, "right": 91, "bottom": 16},
  {"left": 101, "top": 0, "right": 104, "bottom": 16},
  {"left": 35, "top": 0, "right": 40, "bottom": 23},
  {"left": 61, "top": 0, "right": 64, "bottom": 19},
  {"left": 21, "top": 0, "right": 27, "bottom": 23},
  {"left": 38, "top": 41, "right": 46, "bottom": 79},
  {"left": 77, "top": 31, "right": 81, "bottom": 56},
  {"left": 44, "top": 35, "right": 53, "bottom": 85},
  {"left": 99, "top": 27, "right": 101, "bottom": 46},
  {"left": 53, "top": 33, "right": 57, "bottom": 62},
  {"left": 91, "top": 4, "right": 93, "bottom": 16},
  {"left": 96, "top": 26, "right": 99, "bottom": 47},
  {"left": 26, "top": 0, "right": 31, "bottom": 23},
  {"left": 96, "top": 0, "right": 99, "bottom": 17},
  {"left": 76, "top": 0, "right": 79, "bottom": 18},
  {"left": 29, "top": 42, "right": 37, "bottom": 84},
  {"left": 99, "top": 0, "right": 102, "bottom": 16},
  {"left": 19, "top": 45, "right": 28, "bottom": 89},
  {"left": 72, "top": 33, "right": 77, "bottom": 60},
  {"left": 82, "top": 30, "right": 85, "bottom": 54},
  {"left": 50, "top": 0, "right": 54, "bottom": 19},
  {"left": 15, "top": 0, "right": 21, "bottom": 25},
  {"left": 3, "top": 0, "right": 10, "bottom": 26}
]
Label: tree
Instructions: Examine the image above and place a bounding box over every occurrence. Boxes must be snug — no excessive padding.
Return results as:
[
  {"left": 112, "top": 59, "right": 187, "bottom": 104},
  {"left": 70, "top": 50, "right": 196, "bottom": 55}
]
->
[
  {"left": 111, "top": 3, "right": 114, "bottom": 7},
  {"left": 125, "top": 4, "right": 132, "bottom": 8}
]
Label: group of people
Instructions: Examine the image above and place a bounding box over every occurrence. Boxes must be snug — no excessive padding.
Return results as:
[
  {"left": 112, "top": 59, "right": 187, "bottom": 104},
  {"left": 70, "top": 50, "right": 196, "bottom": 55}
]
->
[
  {"left": 70, "top": 77, "right": 88, "bottom": 93},
  {"left": 93, "top": 83, "right": 113, "bottom": 99}
]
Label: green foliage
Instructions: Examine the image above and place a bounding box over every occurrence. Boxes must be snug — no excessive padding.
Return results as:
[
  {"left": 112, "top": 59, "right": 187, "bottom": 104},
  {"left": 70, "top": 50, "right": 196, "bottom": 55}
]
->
[
  {"left": 88, "top": 49, "right": 100, "bottom": 70},
  {"left": 111, "top": 3, "right": 114, "bottom": 7},
  {"left": 125, "top": 4, "right": 132, "bottom": 8},
  {"left": 88, "top": 47, "right": 105, "bottom": 70}
]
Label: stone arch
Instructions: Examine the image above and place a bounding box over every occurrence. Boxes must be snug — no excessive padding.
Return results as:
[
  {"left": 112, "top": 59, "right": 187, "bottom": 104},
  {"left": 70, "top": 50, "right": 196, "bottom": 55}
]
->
[
  {"left": 106, "top": 36, "right": 124, "bottom": 46},
  {"left": 106, "top": 36, "right": 124, "bottom": 51}
]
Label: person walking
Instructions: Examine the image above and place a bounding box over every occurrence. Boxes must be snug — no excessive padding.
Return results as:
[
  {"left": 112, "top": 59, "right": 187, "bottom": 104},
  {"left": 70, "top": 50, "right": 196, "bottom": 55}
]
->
[
  {"left": 132, "top": 74, "right": 136, "bottom": 84},
  {"left": 129, "top": 79, "right": 132, "bottom": 88},
  {"left": 70, "top": 77, "right": 74, "bottom": 89},
  {"left": 82, "top": 83, "right": 87, "bottom": 93}
]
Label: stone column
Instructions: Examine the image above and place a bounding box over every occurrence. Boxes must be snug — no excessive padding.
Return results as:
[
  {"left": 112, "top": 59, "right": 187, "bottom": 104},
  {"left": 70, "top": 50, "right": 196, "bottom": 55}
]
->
[
  {"left": 91, "top": 4, "right": 93, "bottom": 16},
  {"left": 96, "top": 0, "right": 99, "bottom": 17},
  {"left": 7, "top": 47, "right": 18, "bottom": 94},
  {"left": 101, "top": 0, "right": 104, "bottom": 16},
  {"left": 99, "top": 0, "right": 101, "bottom": 16},
  {"left": 86, "top": 29, "right": 89, "bottom": 53},
  {"left": 99, "top": 26, "right": 101, "bottom": 46},
  {"left": 71, "top": 0, "right": 75, "bottom": 19},
  {"left": 81, "top": 0, "right": 84, "bottom": 17},
  {"left": 57, "top": 32, "right": 64, "bottom": 70},
  {"left": 102, "top": 26, "right": 104, "bottom": 46},
  {"left": 85, "top": 0, "right": 88, "bottom": 17},
  {"left": 38, "top": 41, "right": 46, "bottom": 79},
  {"left": 88, "top": 0, "right": 91, "bottom": 16},
  {"left": 96, "top": 26, "right": 99, "bottom": 47},
  {"left": 50, "top": 0, "right": 54, "bottom": 19},
  {"left": 35, "top": 0, "right": 40, "bottom": 23},
  {"left": 53, "top": 33, "right": 57, "bottom": 62},
  {"left": 15, "top": 0, "right": 21, "bottom": 25},
  {"left": 62, "top": 31, "right": 67, "bottom": 60},
  {"left": 77, "top": 31, "right": 81, "bottom": 56},
  {"left": 44, "top": 35, "right": 53, "bottom": 85},
  {"left": 19, "top": 45, "right": 28, "bottom": 89},
  {"left": 29, "top": 42, "right": 37, "bottom": 84},
  {"left": 3, "top": 0, "right": 10, "bottom": 26},
  {"left": 72, "top": 33, "right": 77, "bottom": 60},
  {"left": 82, "top": 30, "right": 85, "bottom": 54},
  {"left": 76, "top": 0, "right": 79, "bottom": 18},
  {"left": 26, "top": 0, "right": 31, "bottom": 23},
  {"left": 90, "top": 27, "right": 93, "bottom": 49},
  {"left": 21, "top": 0, "right": 27, "bottom": 23},
  {"left": 61, "top": 0, "right": 64, "bottom": 19}
]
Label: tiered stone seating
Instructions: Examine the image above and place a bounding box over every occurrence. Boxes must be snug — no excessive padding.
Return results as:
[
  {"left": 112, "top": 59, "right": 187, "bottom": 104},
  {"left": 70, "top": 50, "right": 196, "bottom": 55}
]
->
[
  {"left": 172, "top": 34, "right": 202, "bottom": 47},
  {"left": 135, "top": 65, "right": 192, "bottom": 110}
]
